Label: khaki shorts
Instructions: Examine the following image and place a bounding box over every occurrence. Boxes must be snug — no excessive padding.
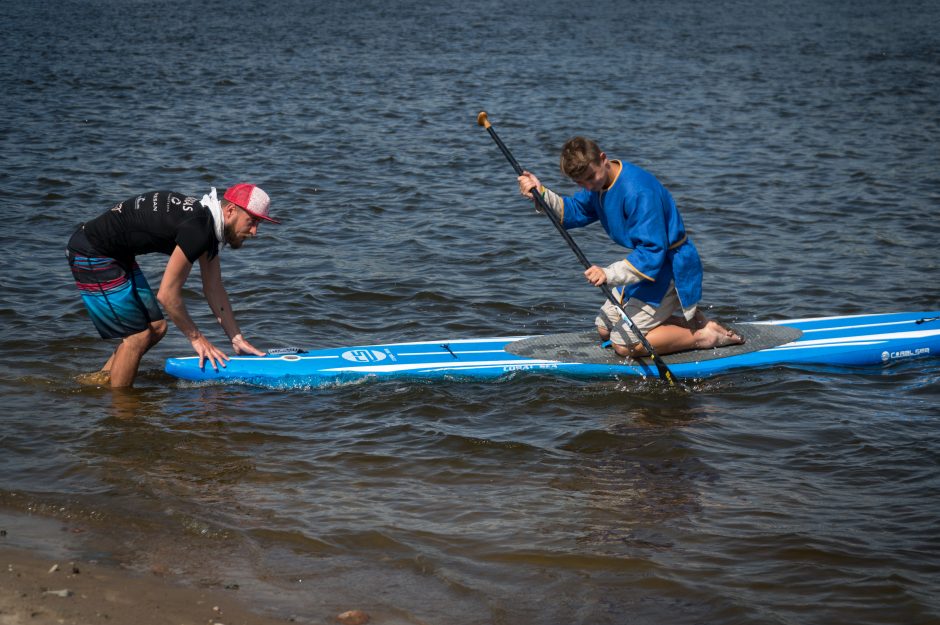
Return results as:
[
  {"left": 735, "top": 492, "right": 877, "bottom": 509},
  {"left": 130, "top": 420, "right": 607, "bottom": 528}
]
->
[{"left": 594, "top": 283, "right": 696, "bottom": 347}]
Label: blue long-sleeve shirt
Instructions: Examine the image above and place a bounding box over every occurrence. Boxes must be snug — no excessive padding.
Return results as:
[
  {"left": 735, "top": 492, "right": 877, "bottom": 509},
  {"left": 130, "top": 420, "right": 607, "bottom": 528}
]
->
[{"left": 561, "top": 160, "right": 703, "bottom": 309}]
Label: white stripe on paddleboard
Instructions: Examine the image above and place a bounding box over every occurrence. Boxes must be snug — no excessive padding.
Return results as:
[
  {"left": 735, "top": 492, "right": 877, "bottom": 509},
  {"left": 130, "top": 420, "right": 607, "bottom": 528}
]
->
[
  {"left": 397, "top": 349, "right": 509, "bottom": 357},
  {"left": 768, "top": 340, "right": 887, "bottom": 352},
  {"left": 321, "top": 358, "right": 562, "bottom": 374},
  {"left": 798, "top": 319, "right": 929, "bottom": 334},
  {"left": 350, "top": 336, "right": 532, "bottom": 348},
  {"left": 771, "top": 328, "right": 940, "bottom": 350},
  {"left": 169, "top": 349, "right": 510, "bottom": 365},
  {"left": 406, "top": 362, "right": 593, "bottom": 374},
  {"left": 759, "top": 313, "right": 939, "bottom": 326},
  {"left": 175, "top": 354, "right": 341, "bottom": 363},
  {"left": 759, "top": 313, "right": 890, "bottom": 325}
]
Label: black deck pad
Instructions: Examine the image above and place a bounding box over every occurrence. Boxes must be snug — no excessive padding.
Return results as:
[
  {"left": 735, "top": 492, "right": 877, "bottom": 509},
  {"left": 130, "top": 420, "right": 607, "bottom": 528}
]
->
[{"left": 505, "top": 323, "right": 803, "bottom": 365}]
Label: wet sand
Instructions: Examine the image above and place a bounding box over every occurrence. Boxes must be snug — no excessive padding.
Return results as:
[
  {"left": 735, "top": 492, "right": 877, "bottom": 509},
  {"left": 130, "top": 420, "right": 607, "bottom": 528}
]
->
[
  {"left": 0, "top": 544, "right": 292, "bottom": 625},
  {"left": 0, "top": 511, "right": 379, "bottom": 625}
]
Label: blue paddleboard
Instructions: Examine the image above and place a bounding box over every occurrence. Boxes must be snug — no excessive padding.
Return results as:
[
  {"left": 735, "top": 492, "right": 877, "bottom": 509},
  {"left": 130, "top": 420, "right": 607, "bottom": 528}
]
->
[{"left": 164, "top": 311, "right": 940, "bottom": 387}]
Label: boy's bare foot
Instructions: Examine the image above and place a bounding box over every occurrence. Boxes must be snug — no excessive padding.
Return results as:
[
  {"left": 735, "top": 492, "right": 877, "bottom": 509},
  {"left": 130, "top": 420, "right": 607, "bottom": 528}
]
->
[{"left": 701, "top": 321, "right": 745, "bottom": 348}]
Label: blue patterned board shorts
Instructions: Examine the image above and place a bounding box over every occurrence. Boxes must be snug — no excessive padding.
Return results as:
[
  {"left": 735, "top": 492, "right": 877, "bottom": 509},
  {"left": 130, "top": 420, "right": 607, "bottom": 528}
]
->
[{"left": 67, "top": 226, "right": 164, "bottom": 340}]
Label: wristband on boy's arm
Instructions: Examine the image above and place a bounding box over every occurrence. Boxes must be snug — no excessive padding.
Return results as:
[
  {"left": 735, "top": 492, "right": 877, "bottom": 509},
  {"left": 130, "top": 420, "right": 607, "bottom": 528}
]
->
[{"left": 536, "top": 185, "right": 564, "bottom": 216}]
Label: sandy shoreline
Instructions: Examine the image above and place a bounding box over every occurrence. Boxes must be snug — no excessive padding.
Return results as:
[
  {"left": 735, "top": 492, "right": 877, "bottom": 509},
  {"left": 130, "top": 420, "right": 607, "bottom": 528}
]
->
[
  {"left": 0, "top": 511, "right": 379, "bottom": 625},
  {"left": 0, "top": 543, "right": 294, "bottom": 625}
]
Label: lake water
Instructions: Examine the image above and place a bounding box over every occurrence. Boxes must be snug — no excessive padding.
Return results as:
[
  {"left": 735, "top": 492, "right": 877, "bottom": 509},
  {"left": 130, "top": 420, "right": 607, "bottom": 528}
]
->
[{"left": 1, "top": 0, "right": 939, "bottom": 623}]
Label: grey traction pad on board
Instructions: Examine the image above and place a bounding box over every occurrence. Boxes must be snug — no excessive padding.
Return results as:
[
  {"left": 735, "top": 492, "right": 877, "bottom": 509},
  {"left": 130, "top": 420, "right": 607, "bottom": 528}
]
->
[{"left": 504, "top": 323, "right": 804, "bottom": 365}]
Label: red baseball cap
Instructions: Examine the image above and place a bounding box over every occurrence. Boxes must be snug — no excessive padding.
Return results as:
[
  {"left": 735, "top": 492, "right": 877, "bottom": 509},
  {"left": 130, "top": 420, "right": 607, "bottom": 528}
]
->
[{"left": 223, "top": 183, "right": 280, "bottom": 224}]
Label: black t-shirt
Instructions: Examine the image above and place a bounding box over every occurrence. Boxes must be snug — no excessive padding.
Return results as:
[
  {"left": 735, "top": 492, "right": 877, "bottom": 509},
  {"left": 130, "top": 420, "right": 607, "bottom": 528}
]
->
[{"left": 83, "top": 191, "right": 220, "bottom": 264}]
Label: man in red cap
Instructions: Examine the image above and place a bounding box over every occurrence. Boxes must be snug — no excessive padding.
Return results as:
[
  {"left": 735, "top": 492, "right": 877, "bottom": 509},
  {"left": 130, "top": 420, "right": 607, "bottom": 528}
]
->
[{"left": 66, "top": 184, "right": 280, "bottom": 388}]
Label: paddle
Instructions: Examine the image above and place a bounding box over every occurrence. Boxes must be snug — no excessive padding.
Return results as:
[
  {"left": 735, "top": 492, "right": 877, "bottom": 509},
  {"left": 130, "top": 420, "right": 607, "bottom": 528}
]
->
[{"left": 476, "top": 111, "right": 680, "bottom": 386}]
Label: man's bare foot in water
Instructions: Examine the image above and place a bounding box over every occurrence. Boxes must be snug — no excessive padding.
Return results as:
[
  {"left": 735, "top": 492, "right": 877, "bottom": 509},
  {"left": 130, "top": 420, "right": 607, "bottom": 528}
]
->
[{"left": 75, "top": 370, "right": 111, "bottom": 386}]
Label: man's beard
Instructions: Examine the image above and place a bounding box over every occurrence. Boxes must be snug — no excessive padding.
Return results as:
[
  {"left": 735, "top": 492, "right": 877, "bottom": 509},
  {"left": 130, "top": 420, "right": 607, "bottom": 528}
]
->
[{"left": 224, "top": 222, "right": 243, "bottom": 249}]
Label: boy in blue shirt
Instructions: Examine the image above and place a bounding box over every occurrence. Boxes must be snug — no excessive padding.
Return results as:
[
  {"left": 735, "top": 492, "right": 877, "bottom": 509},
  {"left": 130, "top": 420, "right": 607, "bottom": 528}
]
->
[{"left": 517, "top": 137, "right": 743, "bottom": 357}]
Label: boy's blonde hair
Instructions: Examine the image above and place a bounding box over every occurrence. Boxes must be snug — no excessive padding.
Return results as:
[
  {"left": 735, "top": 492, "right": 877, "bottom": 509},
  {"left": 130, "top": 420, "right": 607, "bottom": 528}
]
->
[{"left": 560, "top": 137, "right": 603, "bottom": 180}]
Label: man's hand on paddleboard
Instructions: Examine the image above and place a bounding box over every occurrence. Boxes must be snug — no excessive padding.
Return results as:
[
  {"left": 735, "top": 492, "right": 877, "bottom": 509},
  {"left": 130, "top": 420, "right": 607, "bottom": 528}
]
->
[
  {"left": 584, "top": 265, "right": 608, "bottom": 286},
  {"left": 190, "top": 334, "right": 230, "bottom": 371},
  {"left": 232, "top": 334, "right": 266, "bottom": 357}
]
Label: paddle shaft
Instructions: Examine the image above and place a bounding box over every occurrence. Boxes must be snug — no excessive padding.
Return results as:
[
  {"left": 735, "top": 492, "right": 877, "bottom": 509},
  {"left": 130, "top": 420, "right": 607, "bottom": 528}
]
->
[{"left": 477, "top": 112, "right": 678, "bottom": 385}]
